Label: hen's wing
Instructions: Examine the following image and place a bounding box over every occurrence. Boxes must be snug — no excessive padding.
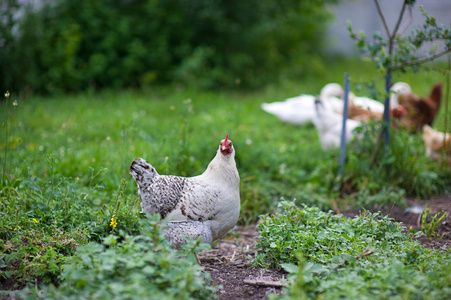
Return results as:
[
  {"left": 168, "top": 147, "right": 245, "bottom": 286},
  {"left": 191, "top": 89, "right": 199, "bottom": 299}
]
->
[
  {"left": 145, "top": 175, "right": 187, "bottom": 218},
  {"left": 130, "top": 158, "right": 185, "bottom": 218}
]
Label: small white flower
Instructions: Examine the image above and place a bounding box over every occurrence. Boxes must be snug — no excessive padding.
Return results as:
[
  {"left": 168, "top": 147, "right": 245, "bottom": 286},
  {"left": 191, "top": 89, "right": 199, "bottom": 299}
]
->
[{"left": 279, "top": 164, "right": 286, "bottom": 174}]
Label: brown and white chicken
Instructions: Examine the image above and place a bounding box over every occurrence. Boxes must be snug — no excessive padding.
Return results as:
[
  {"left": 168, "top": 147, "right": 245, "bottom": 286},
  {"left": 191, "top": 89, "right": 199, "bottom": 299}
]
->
[
  {"left": 422, "top": 125, "right": 451, "bottom": 165},
  {"left": 346, "top": 93, "right": 407, "bottom": 122},
  {"left": 129, "top": 134, "right": 240, "bottom": 249},
  {"left": 397, "top": 82, "right": 443, "bottom": 132}
]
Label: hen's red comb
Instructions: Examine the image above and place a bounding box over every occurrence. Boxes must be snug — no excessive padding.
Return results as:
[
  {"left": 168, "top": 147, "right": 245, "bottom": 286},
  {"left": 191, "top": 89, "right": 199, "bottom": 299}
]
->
[{"left": 224, "top": 134, "right": 229, "bottom": 143}]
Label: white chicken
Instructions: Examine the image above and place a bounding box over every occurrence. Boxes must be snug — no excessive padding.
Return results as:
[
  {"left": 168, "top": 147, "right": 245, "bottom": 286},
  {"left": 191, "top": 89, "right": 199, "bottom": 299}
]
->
[
  {"left": 129, "top": 134, "right": 240, "bottom": 249},
  {"left": 261, "top": 83, "right": 344, "bottom": 126},
  {"left": 312, "top": 99, "right": 362, "bottom": 151}
]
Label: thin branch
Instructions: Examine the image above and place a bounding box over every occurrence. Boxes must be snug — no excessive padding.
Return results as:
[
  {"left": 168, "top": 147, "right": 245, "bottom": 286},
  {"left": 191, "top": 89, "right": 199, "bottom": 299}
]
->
[
  {"left": 407, "top": 37, "right": 451, "bottom": 44},
  {"left": 374, "top": 0, "right": 391, "bottom": 39},
  {"left": 356, "top": 249, "right": 374, "bottom": 260},
  {"left": 443, "top": 54, "right": 450, "bottom": 159},
  {"left": 396, "top": 3, "right": 413, "bottom": 36},
  {"left": 389, "top": 0, "right": 408, "bottom": 57},
  {"left": 392, "top": 48, "right": 451, "bottom": 71},
  {"left": 392, "top": 0, "right": 409, "bottom": 37},
  {"left": 370, "top": 129, "right": 384, "bottom": 166},
  {"left": 243, "top": 279, "right": 286, "bottom": 287}
]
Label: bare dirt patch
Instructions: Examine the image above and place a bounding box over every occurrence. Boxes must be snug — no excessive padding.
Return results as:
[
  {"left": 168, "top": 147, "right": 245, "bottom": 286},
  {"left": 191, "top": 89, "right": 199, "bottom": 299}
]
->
[{"left": 198, "top": 225, "right": 286, "bottom": 300}]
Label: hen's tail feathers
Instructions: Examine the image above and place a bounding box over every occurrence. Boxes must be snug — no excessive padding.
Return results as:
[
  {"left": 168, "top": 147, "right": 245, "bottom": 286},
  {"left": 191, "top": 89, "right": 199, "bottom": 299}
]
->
[
  {"left": 129, "top": 158, "right": 158, "bottom": 189},
  {"left": 429, "top": 82, "right": 443, "bottom": 106}
]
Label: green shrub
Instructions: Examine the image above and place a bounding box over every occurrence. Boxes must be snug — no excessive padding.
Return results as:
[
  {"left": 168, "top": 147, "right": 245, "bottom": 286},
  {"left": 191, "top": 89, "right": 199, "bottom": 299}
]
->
[
  {"left": 0, "top": 227, "right": 83, "bottom": 287},
  {"left": 308, "top": 120, "right": 451, "bottom": 207},
  {"left": 255, "top": 201, "right": 451, "bottom": 299},
  {"left": 254, "top": 201, "right": 409, "bottom": 269},
  {"left": 348, "top": 121, "right": 450, "bottom": 198},
  {"left": 2, "top": 0, "right": 337, "bottom": 94},
  {"left": 20, "top": 216, "right": 217, "bottom": 300}
]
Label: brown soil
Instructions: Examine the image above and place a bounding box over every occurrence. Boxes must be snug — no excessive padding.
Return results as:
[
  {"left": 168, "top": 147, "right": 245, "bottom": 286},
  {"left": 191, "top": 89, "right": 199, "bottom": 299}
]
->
[
  {"left": 198, "top": 225, "right": 286, "bottom": 300},
  {"left": 200, "top": 194, "right": 451, "bottom": 300}
]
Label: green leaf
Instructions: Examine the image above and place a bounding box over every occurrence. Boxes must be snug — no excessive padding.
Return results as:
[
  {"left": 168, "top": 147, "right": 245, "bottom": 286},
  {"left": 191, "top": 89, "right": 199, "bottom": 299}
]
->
[{"left": 281, "top": 263, "right": 298, "bottom": 274}]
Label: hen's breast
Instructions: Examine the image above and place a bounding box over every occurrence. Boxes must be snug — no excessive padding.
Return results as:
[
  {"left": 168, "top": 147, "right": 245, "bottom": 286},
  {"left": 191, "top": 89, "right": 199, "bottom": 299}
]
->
[{"left": 165, "top": 175, "right": 240, "bottom": 240}]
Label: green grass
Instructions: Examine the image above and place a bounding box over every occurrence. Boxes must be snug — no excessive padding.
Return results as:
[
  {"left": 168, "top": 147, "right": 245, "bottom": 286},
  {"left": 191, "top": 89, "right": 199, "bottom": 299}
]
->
[{"left": 1, "top": 58, "right": 451, "bottom": 292}]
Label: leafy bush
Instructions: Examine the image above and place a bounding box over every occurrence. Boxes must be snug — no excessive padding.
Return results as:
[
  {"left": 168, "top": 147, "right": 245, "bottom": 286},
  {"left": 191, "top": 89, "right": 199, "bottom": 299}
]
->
[
  {"left": 255, "top": 201, "right": 451, "bottom": 299},
  {"left": 20, "top": 216, "right": 217, "bottom": 300},
  {"left": 254, "top": 201, "right": 409, "bottom": 269},
  {"left": 2, "top": 0, "right": 337, "bottom": 94},
  {"left": 0, "top": 168, "right": 142, "bottom": 288},
  {"left": 0, "top": 227, "right": 82, "bottom": 287},
  {"left": 347, "top": 121, "right": 450, "bottom": 198},
  {"left": 308, "top": 120, "right": 451, "bottom": 206},
  {"left": 275, "top": 254, "right": 451, "bottom": 300},
  {"left": 0, "top": 172, "right": 142, "bottom": 242}
]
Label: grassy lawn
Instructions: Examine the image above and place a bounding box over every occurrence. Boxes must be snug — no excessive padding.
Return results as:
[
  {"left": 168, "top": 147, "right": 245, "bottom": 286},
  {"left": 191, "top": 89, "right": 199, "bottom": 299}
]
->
[{"left": 1, "top": 58, "right": 450, "bottom": 297}]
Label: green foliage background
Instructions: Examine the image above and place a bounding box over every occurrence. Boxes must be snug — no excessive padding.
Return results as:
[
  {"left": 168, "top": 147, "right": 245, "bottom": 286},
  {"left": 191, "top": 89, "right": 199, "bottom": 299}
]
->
[{"left": 1, "top": 0, "right": 337, "bottom": 94}]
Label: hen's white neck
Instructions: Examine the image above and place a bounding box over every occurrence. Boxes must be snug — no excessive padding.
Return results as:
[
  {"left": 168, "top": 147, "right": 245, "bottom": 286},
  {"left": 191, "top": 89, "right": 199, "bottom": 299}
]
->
[{"left": 201, "top": 146, "right": 239, "bottom": 186}]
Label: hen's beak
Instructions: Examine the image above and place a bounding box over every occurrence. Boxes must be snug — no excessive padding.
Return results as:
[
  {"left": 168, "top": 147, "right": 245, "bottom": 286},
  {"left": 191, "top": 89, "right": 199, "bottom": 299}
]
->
[{"left": 221, "top": 146, "right": 227, "bottom": 151}]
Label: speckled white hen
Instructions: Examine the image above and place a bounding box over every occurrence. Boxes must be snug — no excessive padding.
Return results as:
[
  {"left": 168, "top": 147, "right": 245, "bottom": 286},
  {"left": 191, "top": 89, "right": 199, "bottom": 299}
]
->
[{"left": 129, "top": 134, "right": 240, "bottom": 249}]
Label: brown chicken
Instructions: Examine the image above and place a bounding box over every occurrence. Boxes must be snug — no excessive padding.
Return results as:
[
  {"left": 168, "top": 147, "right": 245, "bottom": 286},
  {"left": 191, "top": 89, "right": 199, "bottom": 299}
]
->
[
  {"left": 397, "top": 82, "right": 443, "bottom": 132},
  {"left": 422, "top": 125, "right": 451, "bottom": 165},
  {"left": 346, "top": 94, "right": 407, "bottom": 123}
]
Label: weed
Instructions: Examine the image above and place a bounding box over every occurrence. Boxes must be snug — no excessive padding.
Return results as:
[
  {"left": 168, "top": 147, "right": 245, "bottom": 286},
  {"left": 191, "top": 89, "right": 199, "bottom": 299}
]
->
[
  {"left": 421, "top": 206, "right": 448, "bottom": 240},
  {"left": 316, "top": 120, "right": 451, "bottom": 203},
  {"left": 20, "top": 216, "right": 217, "bottom": 299},
  {"left": 254, "top": 201, "right": 407, "bottom": 269},
  {"left": 256, "top": 201, "right": 451, "bottom": 299},
  {"left": 0, "top": 227, "right": 83, "bottom": 288}
]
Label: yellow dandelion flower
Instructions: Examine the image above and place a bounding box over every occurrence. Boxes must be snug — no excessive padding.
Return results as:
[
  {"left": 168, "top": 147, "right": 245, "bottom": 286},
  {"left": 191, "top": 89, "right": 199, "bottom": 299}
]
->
[
  {"left": 33, "top": 218, "right": 39, "bottom": 223},
  {"left": 110, "top": 215, "right": 118, "bottom": 228}
]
